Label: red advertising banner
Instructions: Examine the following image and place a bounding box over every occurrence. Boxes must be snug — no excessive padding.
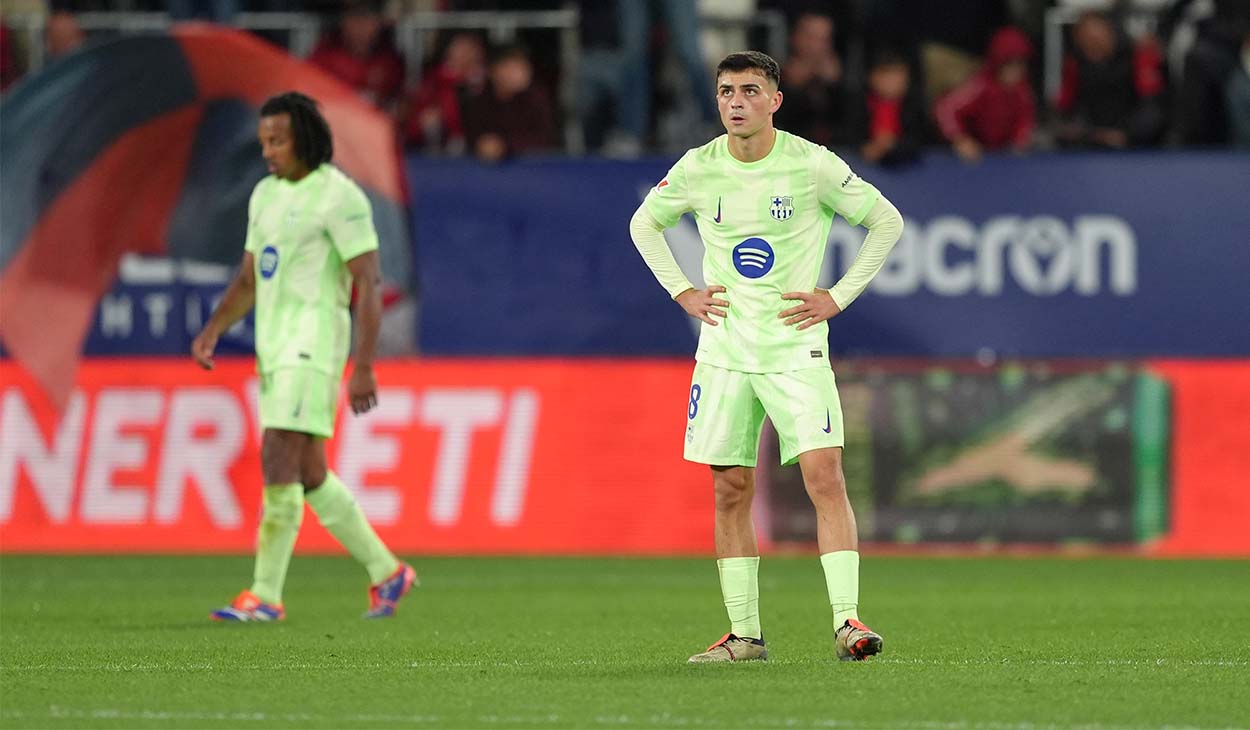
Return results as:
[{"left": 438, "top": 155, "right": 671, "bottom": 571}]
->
[
  {"left": 1146, "top": 360, "right": 1250, "bottom": 557},
  {"left": 0, "top": 359, "right": 714, "bottom": 554},
  {"left": 2, "top": 358, "right": 1247, "bottom": 555}
]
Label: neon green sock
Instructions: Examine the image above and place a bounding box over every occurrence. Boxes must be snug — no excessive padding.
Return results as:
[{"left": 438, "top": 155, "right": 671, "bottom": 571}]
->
[
  {"left": 250, "top": 484, "right": 304, "bottom": 606},
  {"left": 820, "top": 550, "right": 860, "bottom": 625},
  {"left": 717, "top": 556, "right": 761, "bottom": 639},
  {"left": 305, "top": 471, "right": 399, "bottom": 584}
]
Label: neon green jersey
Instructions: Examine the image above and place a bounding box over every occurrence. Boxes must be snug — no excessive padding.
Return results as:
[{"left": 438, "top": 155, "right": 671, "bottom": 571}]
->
[
  {"left": 243, "top": 164, "right": 379, "bottom": 374},
  {"left": 643, "top": 130, "right": 880, "bottom": 373}
]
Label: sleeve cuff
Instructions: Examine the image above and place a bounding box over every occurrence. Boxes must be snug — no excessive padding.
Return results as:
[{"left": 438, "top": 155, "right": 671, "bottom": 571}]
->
[{"left": 338, "top": 238, "right": 380, "bottom": 263}]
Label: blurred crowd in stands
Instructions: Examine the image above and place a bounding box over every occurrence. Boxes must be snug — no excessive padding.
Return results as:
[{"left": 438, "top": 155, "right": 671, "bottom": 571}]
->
[{"left": 3, "top": 0, "right": 1249, "bottom": 161}]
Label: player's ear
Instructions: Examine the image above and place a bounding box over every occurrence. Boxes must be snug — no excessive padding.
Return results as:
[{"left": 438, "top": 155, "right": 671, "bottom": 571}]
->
[{"left": 771, "top": 89, "right": 783, "bottom": 114}]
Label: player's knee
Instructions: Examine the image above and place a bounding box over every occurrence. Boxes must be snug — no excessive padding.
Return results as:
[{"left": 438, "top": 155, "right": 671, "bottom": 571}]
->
[
  {"left": 260, "top": 432, "right": 301, "bottom": 485},
  {"left": 805, "top": 471, "right": 848, "bottom": 505},
  {"left": 300, "top": 467, "right": 327, "bottom": 492},
  {"left": 712, "top": 472, "right": 753, "bottom": 512}
]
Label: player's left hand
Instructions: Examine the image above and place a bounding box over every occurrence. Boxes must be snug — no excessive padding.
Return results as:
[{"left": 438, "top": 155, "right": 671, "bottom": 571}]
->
[
  {"left": 348, "top": 364, "right": 378, "bottom": 415},
  {"left": 779, "top": 289, "right": 842, "bottom": 330}
]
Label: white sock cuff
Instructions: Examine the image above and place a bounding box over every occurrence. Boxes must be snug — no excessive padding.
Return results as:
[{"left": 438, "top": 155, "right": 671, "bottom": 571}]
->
[{"left": 716, "top": 556, "right": 761, "bottom": 570}]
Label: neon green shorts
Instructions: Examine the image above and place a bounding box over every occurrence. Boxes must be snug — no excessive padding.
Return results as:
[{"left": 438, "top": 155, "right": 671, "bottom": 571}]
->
[
  {"left": 258, "top": 367, "right": 339, "bottom": 438},
  {"left": 683, "top": 362, "right": 844, "bottom": 467}
]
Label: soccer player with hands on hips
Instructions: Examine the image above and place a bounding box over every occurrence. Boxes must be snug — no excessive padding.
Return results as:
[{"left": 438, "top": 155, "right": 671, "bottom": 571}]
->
[
  {"left": 192, "top": 92, "right": 416, "bottom": 622},
  {"left": 630, "top": 52, "right": 904, "bottom": 662}
]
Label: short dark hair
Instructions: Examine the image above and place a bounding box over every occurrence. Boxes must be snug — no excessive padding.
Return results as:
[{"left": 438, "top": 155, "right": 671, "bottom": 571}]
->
[
  {"left": 716, "top": 51, "right": 781, "bottom": 88},
  {"left": 260, "top": 92, "right": 333, "bottom": 167},
  {"left": 489, "top": 42, "right": 530, "bottom": 67},
  {"left": 869, "top": 48, "right": 909, "bottom": 70}
]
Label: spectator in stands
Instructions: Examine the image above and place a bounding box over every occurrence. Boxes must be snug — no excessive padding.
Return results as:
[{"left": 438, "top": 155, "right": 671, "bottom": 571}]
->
[
  {"left": 577, "top": 0, "right": 647, "bottom": 156},
  {"left": 1, "top": 20, "right": 21, "bottom": 91},
  {"left": 308, "top": 0, "right": 405, "bottom": 115},
  {"left": 774, "top": 12, "right": 851, "bottom": 148},
  {"left": 863, "top": 0, "right": 1008, "bottom": 105},
  {"left": 1228, "top": 30, "right": 1250, "bottom": 148},
  {"left": 404, "top": 32, "right": 486, "bottom": 154},
  {"left": 934, "top": 27, "right": 1035, "bottom": 163},
  {"left": 45, "top": 10, "right": 84, "bottom": 60},
  {"left": 578, "top": 0, "right": 714, "bottom": 156},
  {"left": 1177, "top": 0, "right": 1250, "bottom": 145},
  {"left": 852, "top": 49, "right": 926, "bottom": 167},
  {"left": 461, "top": 44, "right": 558, "bottom": 162},
  {"left": 1055, "top": 11, "right": 1167, "bottom": 149}
]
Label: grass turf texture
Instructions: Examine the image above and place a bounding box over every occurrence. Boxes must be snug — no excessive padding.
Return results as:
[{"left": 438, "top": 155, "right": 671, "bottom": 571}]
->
[{"left": 1, "top": 556, "right": 1247, "bottom": 730}]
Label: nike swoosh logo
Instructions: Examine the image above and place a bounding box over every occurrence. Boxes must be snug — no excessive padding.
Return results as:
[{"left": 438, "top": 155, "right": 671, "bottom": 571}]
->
[
  {"left": 822, "top": 409, "right": 831, "bottom": 434},
  {"left": 713, "top": 196, "right": 721, "bottom": 223}
]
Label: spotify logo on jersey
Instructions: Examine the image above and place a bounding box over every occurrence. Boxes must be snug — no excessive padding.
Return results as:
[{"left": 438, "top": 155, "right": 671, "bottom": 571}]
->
[
  {"left": 259, "top": 245, "right": 279, "bottom": 279},
  {"left": 733, "top": 238, "right": 774, "bottom": 278}
]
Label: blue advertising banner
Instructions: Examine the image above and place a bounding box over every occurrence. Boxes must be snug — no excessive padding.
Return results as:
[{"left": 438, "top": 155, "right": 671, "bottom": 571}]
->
[
  {"left": 78, "top": 256, "right": 254, "bottom": 357},
  {"left": 410, "top": 152, "right": 1250, "bottom": 357}
]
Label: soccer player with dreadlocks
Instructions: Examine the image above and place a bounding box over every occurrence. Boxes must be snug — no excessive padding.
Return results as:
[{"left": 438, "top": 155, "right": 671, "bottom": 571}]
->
[{"left": 192, "top": 91, "right": 416, "bottom": 621}]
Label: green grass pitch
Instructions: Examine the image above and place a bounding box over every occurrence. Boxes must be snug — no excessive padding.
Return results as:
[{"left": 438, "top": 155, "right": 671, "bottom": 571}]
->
[{"left": 1, "top": 555, "right": 1247, "bottom": 729}]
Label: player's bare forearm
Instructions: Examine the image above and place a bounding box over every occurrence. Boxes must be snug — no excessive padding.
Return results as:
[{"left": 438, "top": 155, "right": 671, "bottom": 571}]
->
[
  {"left": 204, "top": 255, "right": 256, "bottom": 336},
  {"left": 346, "top": 251, "right": 382, "bottom": 414},
  {"left": 346, "top": 251, "right": 382, "bottom": 370},
  {"left": 192, "top": 252, "right": 254, "bottom": 369}
]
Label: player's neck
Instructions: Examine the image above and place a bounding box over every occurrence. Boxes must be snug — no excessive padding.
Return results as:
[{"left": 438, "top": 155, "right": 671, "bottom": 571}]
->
[
  {"left": 727, "top": 126, "right": 777, "bottom": 163},
  {"left": 283, "top": 162, "right": 314, "bottom": 183}
]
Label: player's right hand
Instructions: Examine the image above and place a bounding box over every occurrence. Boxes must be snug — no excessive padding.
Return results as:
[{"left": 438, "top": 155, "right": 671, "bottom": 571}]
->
[
  {"left": 191, "top": 329, "right": 218, "bottom": 370},
  {"left": 675, "top": 286, "right": 730, "bottom": 326},
  {"left": 953, "top": 136, "right": 982, "bottom": 163}
]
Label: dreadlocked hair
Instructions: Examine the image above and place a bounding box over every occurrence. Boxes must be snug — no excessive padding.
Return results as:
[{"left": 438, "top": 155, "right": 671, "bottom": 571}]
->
[{"left": 260, "top": 91, "right": 333, "bottom": 167}]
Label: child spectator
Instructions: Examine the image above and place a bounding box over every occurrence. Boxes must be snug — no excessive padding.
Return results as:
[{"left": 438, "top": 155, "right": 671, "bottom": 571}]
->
[
  {"left": 934, "top": 27, "right": 1036, "bottom": 163},
  {"left": 404, "top": 32, "right": 487, "bottom": 153},
  {"left": 852, "top": 50, "right": 926, "bottom": 167}
]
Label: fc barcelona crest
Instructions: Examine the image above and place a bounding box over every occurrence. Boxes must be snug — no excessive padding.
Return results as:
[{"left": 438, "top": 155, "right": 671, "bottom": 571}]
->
[{"left": 770, "top": 195, "right": 794, "bottom": 221}]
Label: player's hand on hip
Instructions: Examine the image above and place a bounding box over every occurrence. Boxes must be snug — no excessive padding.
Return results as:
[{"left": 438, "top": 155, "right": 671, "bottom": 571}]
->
[
  {"left": 191, "top": 329, "right": 218, "bottom": 370},
  {"left": 675, "top": 286, "right": 730, "bottom": 326},
  {"left": 780, "top": 289, "right": 841, "bottom": 330},
  {"left": 348, "top": 364, "right": 378, "bottom": 415}
]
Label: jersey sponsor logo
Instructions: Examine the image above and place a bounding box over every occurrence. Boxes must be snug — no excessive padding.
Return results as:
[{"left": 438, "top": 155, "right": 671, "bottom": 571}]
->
[
  {"left": 770, "top": 196, "right": 794, "bottom": 221},
  {"left": 822, "top": 409, "right": 832, "bottom": 434},
  {"left": 733, "top": 238, "right": 775, "bottom": 278},
  {"left": 259, "top": 246, "right": 279, "bottom": 280},
  {"left": 841, "top": 173, "right": 857, "bottom": 188},
  {"left": 713, "top": 196, "right": 722, "bottom": 223}
]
